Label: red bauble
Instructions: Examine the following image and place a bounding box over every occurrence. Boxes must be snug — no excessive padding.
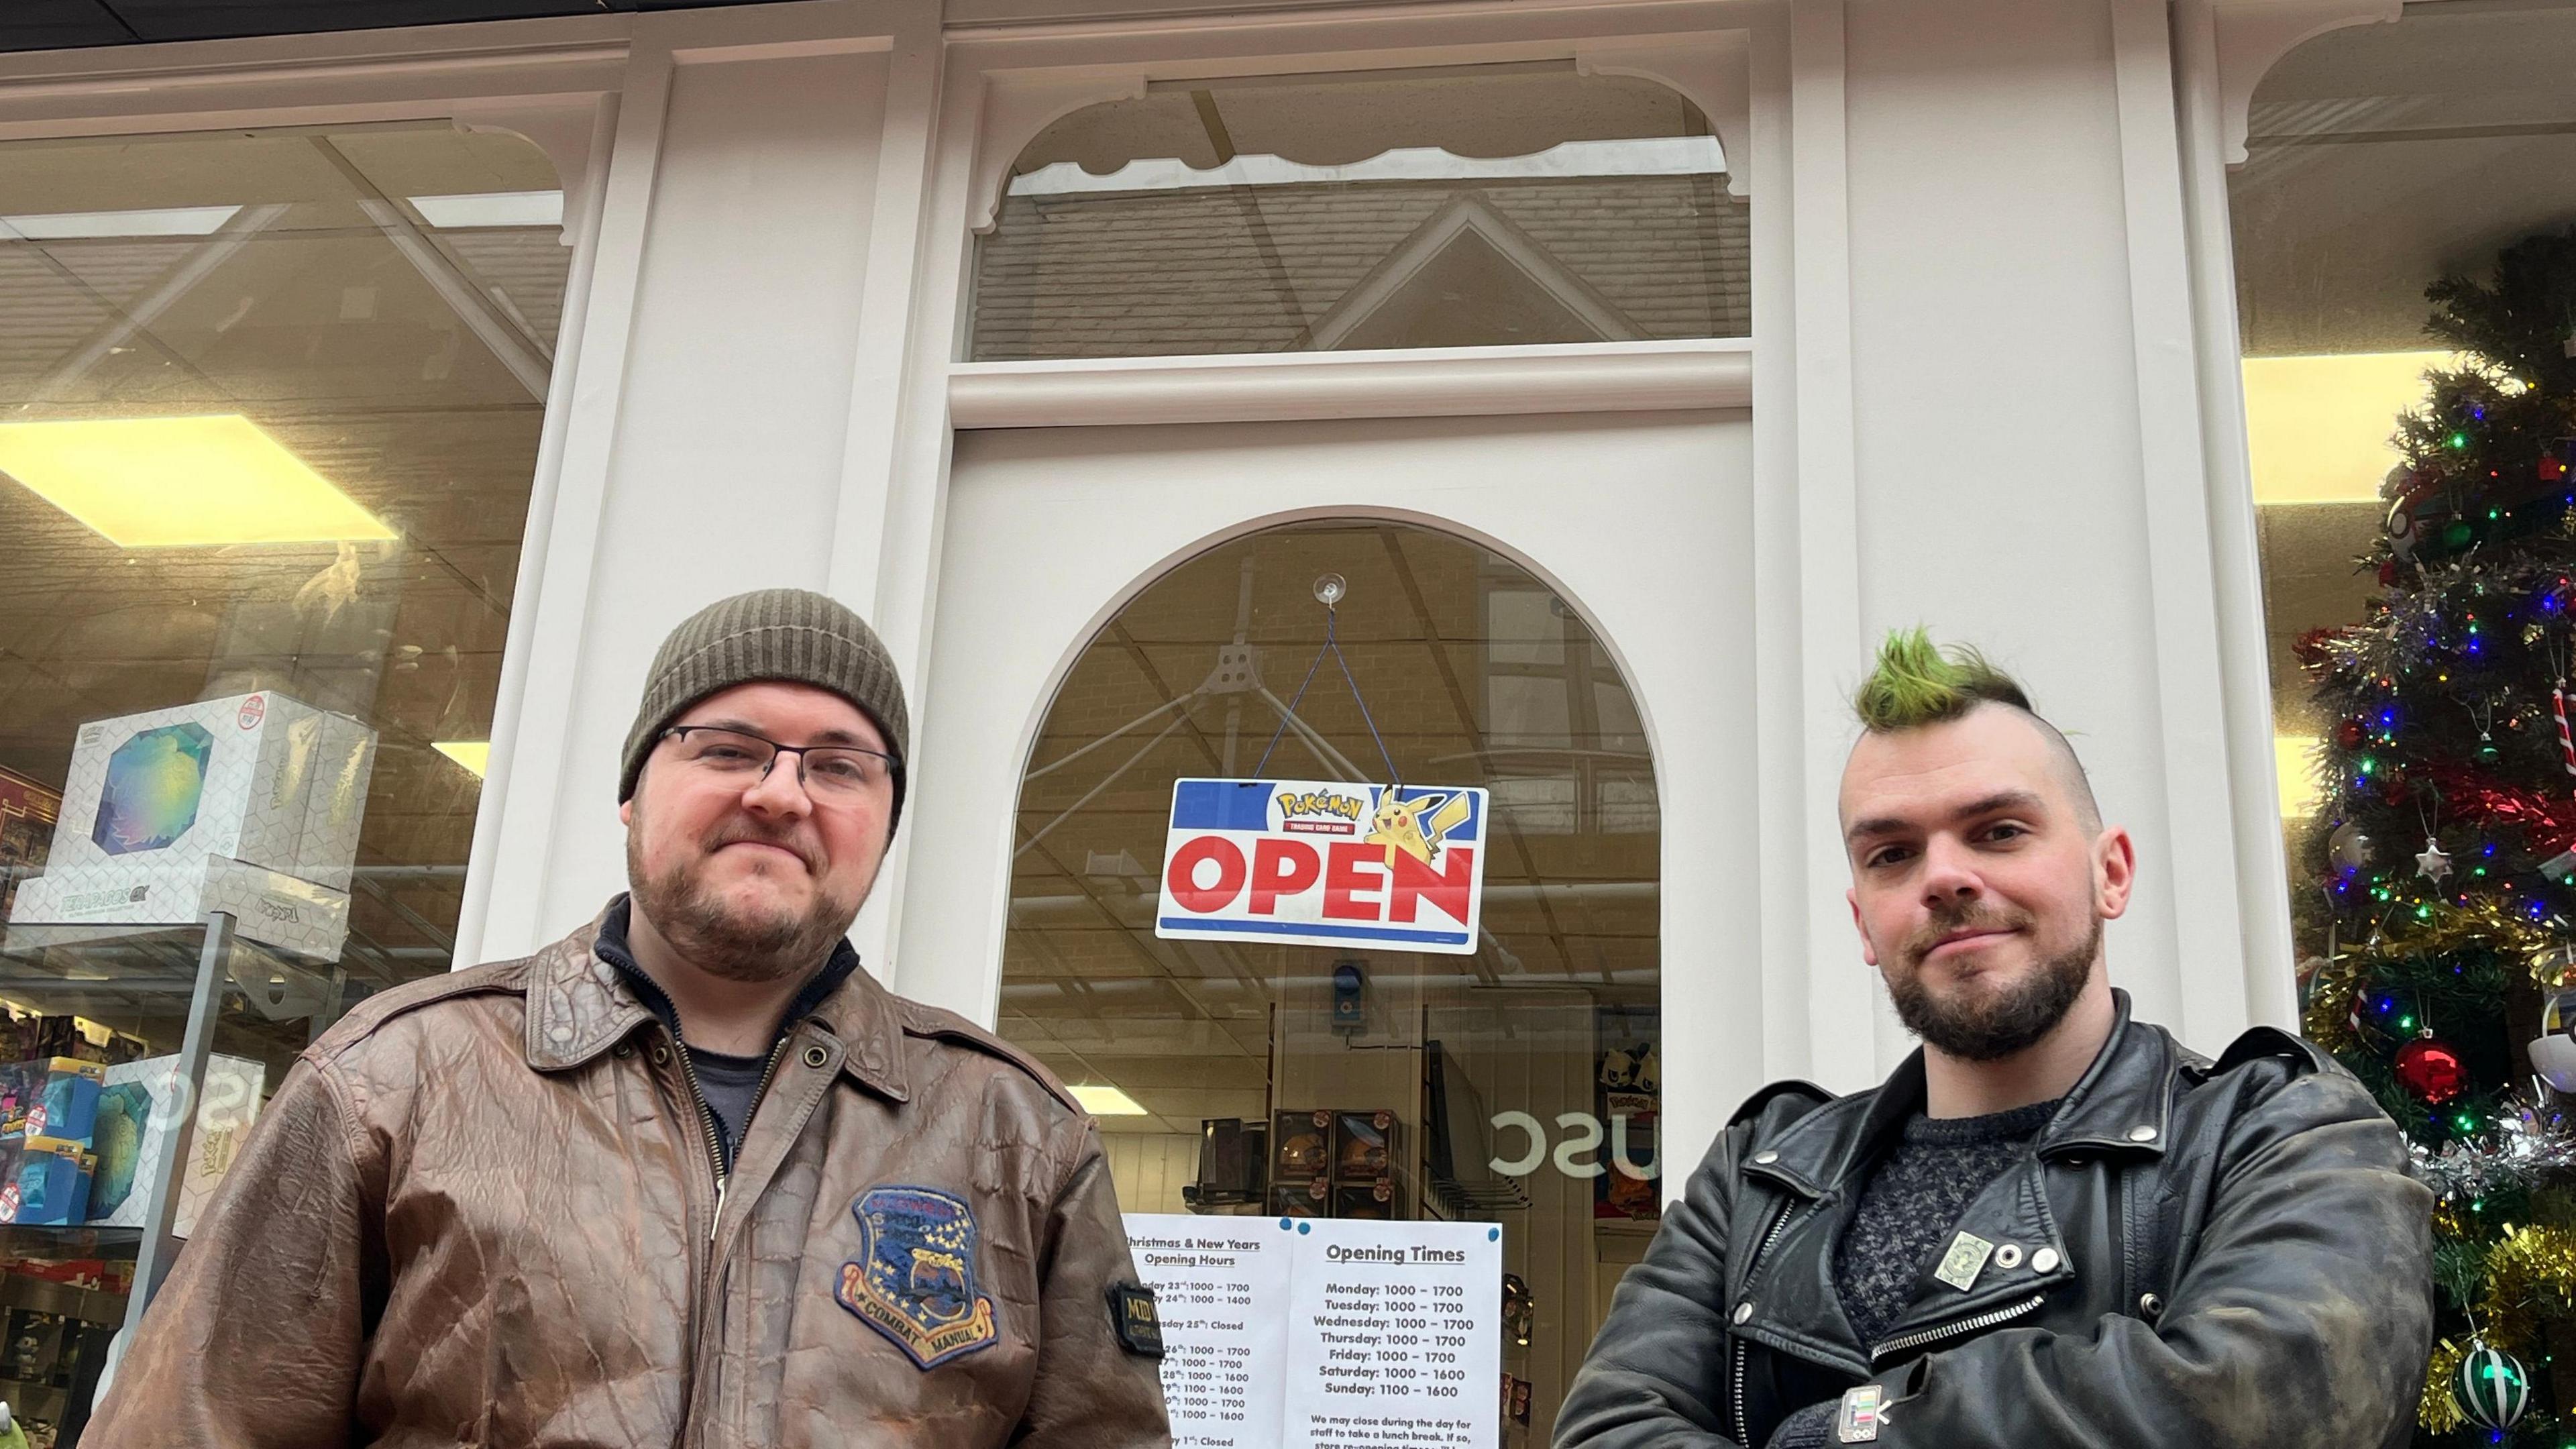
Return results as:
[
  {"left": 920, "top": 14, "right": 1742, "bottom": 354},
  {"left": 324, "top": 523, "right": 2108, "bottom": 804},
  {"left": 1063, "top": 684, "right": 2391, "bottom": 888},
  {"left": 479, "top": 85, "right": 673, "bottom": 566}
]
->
[
  {"left": 2379, "top": 559, "right": 2402, "bottom": 586},
  {"left": 2337, "top": 719, "right": 2366, "bottom": 750},
  {"left": 2394, "top": 1036, "right": 2467, "bottom": 1105}
]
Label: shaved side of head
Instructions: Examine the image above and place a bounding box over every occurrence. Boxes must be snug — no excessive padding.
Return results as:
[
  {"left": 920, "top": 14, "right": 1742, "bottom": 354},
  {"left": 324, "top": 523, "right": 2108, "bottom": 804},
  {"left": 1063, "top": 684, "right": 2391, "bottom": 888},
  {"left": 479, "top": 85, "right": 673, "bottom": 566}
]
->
[{"left": 1846, "top": 628, "right": 2101, "bottom": 833}]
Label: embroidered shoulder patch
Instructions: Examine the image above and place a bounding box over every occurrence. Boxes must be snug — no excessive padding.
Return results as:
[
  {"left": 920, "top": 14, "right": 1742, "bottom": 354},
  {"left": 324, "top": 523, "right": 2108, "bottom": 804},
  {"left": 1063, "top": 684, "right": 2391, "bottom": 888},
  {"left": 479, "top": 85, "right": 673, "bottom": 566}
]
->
[
  {"left": 1108, "top": 1282, "right": 1164, "bottom": 1357},
  {"left": 837, "top": 1185, "right": 1000, "bottom": 1368}
]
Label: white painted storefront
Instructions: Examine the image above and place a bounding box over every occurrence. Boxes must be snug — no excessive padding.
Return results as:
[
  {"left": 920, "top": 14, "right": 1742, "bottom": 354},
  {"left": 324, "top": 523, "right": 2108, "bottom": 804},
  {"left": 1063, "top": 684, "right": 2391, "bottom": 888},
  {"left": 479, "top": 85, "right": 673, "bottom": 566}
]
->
[{"left": 0, "top": 2, "right": 2400, "bottom": 1430}]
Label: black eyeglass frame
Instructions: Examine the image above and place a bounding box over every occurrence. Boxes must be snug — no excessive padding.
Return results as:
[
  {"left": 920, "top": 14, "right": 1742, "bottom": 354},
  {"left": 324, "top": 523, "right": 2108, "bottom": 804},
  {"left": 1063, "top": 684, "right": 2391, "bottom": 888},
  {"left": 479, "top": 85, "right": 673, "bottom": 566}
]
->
[{"left": 657, "top": 724, "right": 903, "bottom": 800}]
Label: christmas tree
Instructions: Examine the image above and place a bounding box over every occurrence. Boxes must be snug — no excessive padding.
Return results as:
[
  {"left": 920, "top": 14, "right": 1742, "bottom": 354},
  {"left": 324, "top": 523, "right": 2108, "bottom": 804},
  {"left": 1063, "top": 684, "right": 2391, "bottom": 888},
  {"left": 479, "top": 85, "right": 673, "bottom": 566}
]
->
[{"left": 2301, "top": 227, "right": 2576, "bottom": 1446}]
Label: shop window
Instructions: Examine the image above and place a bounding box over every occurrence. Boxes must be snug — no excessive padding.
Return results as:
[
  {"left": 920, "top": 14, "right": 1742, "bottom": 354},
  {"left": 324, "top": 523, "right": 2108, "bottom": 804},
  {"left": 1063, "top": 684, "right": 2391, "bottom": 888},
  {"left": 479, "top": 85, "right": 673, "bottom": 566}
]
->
[
  {"left": 0, "top": 121, "right": 568, "bottom": 1432},
  {"left": 2238, "top": 8, "right": 2576, "bottom": 1436},
  {"left": 969, "top": 64, "right": 1746, "bottom": 360},
  {"left": 999, "top": 519, "right": 1658, "bottom": 1445}
]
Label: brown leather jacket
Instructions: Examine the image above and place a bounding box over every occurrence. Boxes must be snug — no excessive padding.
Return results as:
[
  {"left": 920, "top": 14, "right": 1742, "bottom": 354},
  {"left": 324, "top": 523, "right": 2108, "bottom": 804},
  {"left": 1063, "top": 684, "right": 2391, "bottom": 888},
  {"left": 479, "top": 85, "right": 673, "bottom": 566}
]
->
[{"left": 86, "top": 906, "right": 1174, "bottom": 1448}]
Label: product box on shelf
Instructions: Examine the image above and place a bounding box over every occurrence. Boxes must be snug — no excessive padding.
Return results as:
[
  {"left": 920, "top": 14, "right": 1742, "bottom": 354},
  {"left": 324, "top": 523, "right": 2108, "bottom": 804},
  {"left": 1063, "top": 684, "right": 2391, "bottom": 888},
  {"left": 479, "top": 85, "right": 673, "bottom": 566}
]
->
[
  {"left": 3, "top": 691, "right": 373, "bottom": 958},
  {"left": 1332, "top": 1110, "right": 1395, "bottom": 1181},
  {"left": 21, "top": 1061, "right": 101, "bottom": 1150},
  {"left": 87, "top": 1053, "right": 264, "bottom": 1237},
  {"left": 2, "top": 1138, "right": 92, "bottom": 1227},
  {"left": 1273, "top": 1109, "right": 1332, "bottom": 1180}
]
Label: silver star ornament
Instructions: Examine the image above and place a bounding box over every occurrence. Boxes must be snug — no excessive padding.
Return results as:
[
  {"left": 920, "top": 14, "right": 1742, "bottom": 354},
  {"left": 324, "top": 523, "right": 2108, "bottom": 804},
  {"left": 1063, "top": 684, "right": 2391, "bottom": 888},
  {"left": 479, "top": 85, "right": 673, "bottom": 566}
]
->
[{"left": 2417, "top": 836, "right": 2454, "bottom": 883}]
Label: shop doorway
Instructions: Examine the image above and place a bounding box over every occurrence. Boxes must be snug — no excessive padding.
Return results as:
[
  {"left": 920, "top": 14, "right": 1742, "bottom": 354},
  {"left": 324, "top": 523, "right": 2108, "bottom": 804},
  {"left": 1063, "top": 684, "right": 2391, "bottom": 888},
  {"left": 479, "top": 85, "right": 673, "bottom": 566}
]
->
[{"left": 896, "top": 409, "right": 1750, "bottom": 1443}]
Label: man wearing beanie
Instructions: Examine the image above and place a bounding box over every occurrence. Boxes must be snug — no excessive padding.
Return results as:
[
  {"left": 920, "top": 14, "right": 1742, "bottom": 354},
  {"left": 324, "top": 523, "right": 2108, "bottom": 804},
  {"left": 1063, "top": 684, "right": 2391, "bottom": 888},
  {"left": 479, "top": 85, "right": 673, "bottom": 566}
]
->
[{"left": 89, "top": 589, "right": 1174, "bottom": 1448}]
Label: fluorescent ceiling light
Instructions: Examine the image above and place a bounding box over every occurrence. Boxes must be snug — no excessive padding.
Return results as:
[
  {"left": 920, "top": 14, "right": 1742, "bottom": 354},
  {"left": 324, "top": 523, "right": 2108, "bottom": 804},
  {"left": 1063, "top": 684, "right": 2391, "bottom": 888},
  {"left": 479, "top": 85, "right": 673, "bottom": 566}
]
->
[
  {"left": 0, "top": 415, "right": 396, "bottom": 548},
  {"left": 0, "top": 205, "right": 242, "bottom": 239},
  {"left": 1070, "top": 1083, "right": 1148, "bottom": 1116},
  {"left": 408, "top": 191, "right": 564, "bottom": 229},
  {"left": 1010, "top": 136, "right": 1726, "bottom": 198},
  {"left": 2244, "top": 351, "right": 2462, "bottom": 506},
  {"left": 2275, "top": 734, "right": 2320, "bottom": 819},
  {"left": 433, "top": 741, "right": 491, "bottom": 778}
]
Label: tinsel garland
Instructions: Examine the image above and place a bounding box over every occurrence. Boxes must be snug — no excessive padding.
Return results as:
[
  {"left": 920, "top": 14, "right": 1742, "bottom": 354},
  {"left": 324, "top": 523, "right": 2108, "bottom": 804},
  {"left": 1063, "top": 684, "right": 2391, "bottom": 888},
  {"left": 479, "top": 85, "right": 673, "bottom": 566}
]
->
[
  {"left": 2416, "top": 1226, "right": 2576, "bottom": 1432},
  {"left": 2421, "top": 759, "right": 2576, "bottom": 863},
  {"left": 2411, "top": 1095, "right": 2576, "bottom": 1203},
  {"left": 2423, "top": 1337, "right": 2468, "bottom": 1435},
  {"left": 2477, "top": 1223, "right": 2576, "bottom": 1348}
]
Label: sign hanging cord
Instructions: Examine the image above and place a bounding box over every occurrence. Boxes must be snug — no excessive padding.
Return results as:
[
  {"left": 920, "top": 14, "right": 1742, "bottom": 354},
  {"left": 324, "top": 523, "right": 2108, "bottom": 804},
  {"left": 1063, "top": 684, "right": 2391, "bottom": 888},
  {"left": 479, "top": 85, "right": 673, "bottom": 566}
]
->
[{"left": 1252, "top": 597, "right": 1403, "bottom": 785}]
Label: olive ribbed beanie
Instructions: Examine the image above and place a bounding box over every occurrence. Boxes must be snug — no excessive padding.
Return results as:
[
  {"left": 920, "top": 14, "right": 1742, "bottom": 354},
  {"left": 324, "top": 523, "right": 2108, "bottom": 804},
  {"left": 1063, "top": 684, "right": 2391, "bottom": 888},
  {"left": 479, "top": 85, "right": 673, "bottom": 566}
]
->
[{"left": 618, "top": 588, "right": 909, "bottom": 818}]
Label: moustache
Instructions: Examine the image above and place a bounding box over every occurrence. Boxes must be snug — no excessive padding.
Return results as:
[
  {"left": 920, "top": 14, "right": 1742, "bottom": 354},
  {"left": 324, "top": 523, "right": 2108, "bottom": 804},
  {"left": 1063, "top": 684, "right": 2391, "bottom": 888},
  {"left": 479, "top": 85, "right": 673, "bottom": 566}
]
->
[
  {"left": 702, "top": 822, "right": 821, "bottom": 873},
  {"left": 1902, "top": 902, "right": 2033, "bottom": 967}
]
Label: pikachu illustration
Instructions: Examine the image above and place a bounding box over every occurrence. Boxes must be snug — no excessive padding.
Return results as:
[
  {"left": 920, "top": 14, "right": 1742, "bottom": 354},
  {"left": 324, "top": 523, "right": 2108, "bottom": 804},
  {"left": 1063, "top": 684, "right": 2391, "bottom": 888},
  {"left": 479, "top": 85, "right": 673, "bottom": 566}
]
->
[{"left": 1362, "top": 788, "right": 1476, "bottom": 869}]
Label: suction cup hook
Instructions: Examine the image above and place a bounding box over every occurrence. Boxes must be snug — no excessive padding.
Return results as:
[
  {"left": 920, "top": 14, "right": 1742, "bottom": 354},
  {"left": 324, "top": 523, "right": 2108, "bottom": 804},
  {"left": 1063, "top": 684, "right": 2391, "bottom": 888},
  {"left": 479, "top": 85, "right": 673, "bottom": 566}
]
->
[{"left": 1313, "top": 573, "right": 1347, "bottom": 607}]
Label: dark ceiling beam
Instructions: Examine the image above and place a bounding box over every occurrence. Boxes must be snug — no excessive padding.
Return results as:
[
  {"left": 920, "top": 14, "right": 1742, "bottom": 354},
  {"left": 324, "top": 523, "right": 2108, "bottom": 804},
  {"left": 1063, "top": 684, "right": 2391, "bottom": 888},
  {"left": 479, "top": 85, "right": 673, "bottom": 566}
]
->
[{"left": 0, "top": 0, "right": 780, "bottom": 54}]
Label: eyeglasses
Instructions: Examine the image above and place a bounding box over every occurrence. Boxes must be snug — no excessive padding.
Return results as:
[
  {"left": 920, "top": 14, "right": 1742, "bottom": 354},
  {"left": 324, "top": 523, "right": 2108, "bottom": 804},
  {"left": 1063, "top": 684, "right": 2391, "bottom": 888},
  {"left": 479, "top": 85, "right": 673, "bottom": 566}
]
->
[{"left": 658, "top": 725, "right": 899, "bottom": 803}]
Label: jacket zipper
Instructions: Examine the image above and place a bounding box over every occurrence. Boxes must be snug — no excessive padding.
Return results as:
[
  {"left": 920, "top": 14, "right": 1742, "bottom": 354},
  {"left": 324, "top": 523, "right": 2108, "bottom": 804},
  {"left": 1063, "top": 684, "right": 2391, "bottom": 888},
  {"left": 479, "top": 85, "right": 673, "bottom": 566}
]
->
[
  {"left": 1868, "top": 1293, "right": 2047, "bottom": 1365},
  {"left": 1733, "top": 1198, "right": 1803, "bottom": 1448},
  {"left": 670, "top": 1026, "right": 794, "bottom": 1244},
  {"left": 667, "top": 1025, "right": 791, "bottom": 1449}
]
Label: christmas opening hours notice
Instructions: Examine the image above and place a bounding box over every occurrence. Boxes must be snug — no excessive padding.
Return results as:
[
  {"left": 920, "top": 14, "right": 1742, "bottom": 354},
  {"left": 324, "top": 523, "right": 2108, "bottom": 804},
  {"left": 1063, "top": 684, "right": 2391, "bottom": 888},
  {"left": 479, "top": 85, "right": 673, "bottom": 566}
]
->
[{"left": 1124, "top": 1213, "right": 1501, "bottom": 1449}]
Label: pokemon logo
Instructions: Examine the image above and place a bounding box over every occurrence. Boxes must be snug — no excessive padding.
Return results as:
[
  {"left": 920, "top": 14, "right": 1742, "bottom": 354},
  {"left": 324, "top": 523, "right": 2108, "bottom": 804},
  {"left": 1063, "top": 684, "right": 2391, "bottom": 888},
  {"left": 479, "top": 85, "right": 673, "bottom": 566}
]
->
[
  {"left": 1157, "top": 777, "right": 1489, "bottom": 955},
  {"left": 1277, "top": 790, "right": 1366, "bottom": 833}
]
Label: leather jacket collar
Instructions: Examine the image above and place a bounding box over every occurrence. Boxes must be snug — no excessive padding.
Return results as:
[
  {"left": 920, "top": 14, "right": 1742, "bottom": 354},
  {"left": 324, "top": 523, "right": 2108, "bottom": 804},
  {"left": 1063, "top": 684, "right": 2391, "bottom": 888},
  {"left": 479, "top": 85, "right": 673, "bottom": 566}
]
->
[
  {"left": 521, "top": 896, "right": 912, "bottom": 1103},
  {"left": 1746, "top": 989, "right": 2178, "bottom": 1202}
]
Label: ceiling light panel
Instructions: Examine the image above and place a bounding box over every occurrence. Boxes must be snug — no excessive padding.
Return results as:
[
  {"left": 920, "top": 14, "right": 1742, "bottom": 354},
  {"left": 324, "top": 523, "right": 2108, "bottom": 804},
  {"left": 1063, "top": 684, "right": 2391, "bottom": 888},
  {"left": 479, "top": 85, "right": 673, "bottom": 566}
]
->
[
  {"left": 1069, "top": 1083, "right": 1149, "bottom": 1116},
  {"left": 433, "top": 742, "right": 491, "bottom": 778},
  {"left": 0, "top": 415, "right": 397, "bottom": 548}
]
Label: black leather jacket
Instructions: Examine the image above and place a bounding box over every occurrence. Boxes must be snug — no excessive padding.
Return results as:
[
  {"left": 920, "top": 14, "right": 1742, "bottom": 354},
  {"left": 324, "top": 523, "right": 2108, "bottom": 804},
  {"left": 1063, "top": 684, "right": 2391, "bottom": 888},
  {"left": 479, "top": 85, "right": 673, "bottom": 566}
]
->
[{"left": 1556, "top": 991, "right": 2432, "bottom": 1449}]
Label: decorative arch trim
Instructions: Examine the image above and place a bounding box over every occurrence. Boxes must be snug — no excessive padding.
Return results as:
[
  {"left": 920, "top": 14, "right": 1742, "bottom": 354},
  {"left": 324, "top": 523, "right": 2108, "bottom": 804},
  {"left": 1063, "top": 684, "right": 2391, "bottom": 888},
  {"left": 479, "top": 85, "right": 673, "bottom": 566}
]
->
[
  {"left": 969, "top": 68, "right": 1148, "bottom": 235},
  {"left": 2212, "top": 0, "right": 2402, "bottom": 166},
  {"left": 1576, "top": 30, "right": 1750, "bottom": 199}
]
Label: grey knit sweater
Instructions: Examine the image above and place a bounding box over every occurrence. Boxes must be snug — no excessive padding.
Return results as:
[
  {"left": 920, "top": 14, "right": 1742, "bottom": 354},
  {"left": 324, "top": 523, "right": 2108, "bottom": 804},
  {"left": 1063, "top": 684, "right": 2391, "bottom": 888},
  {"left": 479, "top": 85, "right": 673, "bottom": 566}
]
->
[{"left": 1765, "top": 1097, "right": 2061, "bottom": 1449}]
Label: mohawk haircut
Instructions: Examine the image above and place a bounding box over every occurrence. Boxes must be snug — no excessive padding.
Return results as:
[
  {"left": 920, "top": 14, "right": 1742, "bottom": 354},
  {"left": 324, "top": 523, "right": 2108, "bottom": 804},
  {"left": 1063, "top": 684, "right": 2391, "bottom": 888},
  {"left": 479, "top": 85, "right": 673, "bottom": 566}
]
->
[
  {"left": 1853, "top": 627, "right": 2033, "bottom": 732},
  {"left": 1851, "top": 627, "right": 2100, "bottom": 831}
]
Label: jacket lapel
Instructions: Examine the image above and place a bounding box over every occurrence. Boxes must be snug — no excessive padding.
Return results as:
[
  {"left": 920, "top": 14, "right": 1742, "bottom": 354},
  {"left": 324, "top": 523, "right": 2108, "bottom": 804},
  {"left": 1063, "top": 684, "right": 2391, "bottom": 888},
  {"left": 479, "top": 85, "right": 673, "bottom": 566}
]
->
[{"left": 1732, "top": 990, "right": 2180, "bottom": 1366}]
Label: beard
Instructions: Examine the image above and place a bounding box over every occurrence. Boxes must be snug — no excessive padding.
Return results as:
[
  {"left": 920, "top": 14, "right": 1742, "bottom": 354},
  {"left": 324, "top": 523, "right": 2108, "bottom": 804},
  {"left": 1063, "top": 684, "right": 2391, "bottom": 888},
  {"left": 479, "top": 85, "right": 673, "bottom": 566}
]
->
[
  {"left": 625, "top": 807, "right": 862, "bottom": 983},
  {"left": 1885, "top": 903, "right": 2099, "bottom": 1063}
]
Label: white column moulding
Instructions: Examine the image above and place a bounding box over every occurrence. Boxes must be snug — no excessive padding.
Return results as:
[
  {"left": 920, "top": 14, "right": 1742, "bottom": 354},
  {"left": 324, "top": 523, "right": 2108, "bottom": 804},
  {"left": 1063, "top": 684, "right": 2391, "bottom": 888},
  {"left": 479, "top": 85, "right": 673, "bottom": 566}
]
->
[
  {"left": 2107, "top": 0, "right": 2252, "bottom": 1051},
  {"left": 2174, "top": 0, "right": 2298, "bottom": 1030},
  {"left": 1784, "top": 0, "right": 1880, "bottom": 1092}
]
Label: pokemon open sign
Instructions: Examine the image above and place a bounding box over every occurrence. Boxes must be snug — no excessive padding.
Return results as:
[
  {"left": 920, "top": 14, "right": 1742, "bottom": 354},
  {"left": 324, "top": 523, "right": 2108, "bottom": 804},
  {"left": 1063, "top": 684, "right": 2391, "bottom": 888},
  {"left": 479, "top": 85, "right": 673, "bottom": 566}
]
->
[{"left": 1156, "top": 778, "right": 1489, "bottom": 953}]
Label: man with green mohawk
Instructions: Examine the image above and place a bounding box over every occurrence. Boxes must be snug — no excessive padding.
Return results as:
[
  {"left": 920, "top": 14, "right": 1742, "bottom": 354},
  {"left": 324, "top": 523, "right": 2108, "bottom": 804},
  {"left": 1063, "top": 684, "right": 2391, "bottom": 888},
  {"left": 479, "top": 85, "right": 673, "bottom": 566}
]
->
[{"left": 1556, "top": 630, "right": 2432, "bottom": 1449}]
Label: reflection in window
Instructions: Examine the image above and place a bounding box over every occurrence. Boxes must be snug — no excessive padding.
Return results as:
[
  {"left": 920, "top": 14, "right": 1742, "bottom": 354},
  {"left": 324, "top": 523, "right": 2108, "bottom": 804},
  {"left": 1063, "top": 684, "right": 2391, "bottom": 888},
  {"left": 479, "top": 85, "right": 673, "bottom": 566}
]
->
[
  {"left": 2236, "top": 5, "right": 2576, "bottom": 901},
  {"left": 999, "top": 521, "right": 1658, "bottom": 1445},
  {"left": 970, "top": 65, "right": 1747, "bottom": 360},
  {"left": 0, "top": 119, "right": 568, "bottom": 1258},
  {"left": 2237, "top": 11, "right": 2576, "bottom": 1439}
]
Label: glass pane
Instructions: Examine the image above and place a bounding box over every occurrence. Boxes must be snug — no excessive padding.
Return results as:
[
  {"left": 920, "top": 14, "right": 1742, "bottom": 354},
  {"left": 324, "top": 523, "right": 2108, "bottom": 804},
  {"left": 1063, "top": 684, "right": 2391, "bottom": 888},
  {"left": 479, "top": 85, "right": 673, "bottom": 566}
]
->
[
  {"left": 1000, "top": 520, "right": 1659, "bottom": 1446},
  {"left": 969, "top": 66, "right": 1747, "bottom": 360},
  {"left": 2236, "top": 7, "right": 2576, "bottom": 1432},
  {"left": 0, "top": 123, "right": 568, "bottom": 1438}
]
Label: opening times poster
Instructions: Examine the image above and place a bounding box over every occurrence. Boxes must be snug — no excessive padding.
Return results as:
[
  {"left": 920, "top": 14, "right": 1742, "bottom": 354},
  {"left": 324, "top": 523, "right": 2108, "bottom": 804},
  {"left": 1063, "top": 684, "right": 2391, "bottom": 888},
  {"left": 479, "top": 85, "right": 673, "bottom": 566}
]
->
[{"left": 1125, "top": 1213, "right": 1502, "bottom": 1449}]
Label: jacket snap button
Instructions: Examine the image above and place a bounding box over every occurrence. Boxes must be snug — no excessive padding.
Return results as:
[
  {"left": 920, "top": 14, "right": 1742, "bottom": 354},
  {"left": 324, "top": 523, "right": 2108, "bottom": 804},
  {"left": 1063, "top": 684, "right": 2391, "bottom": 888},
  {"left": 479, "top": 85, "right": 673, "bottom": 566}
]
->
[
  {"left": 1751, "top": 1150, "right": 1779, "bottom": 1165},
  {"left": 2127, "top": 1124, "right": 2158, "bottom": 1142},
  {"left": 803, "top": 1044, "right": 831, "bottom": 1069},
  {"left": 612, "top": 1042, "right": 633, "bottom": 1059},
  {"left": 2031, "top": 1248, "right": 2061, "bottom": 1274},
  {"left": 2139, "top": 1292, "right": 2165, "bottom": 1317},
  {"left": 547, "top": 1024, "right": 573, "bottom": 1044},
  {"left": 650, "top": 1043, "right": 672, "bottom": 1065},
  {"left": 1732, "top": 1303, "right": 1754, "bottom": 1325},
  {"left": 1993, "top": 1244, "right": 2023, "bottom": 1270}
]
